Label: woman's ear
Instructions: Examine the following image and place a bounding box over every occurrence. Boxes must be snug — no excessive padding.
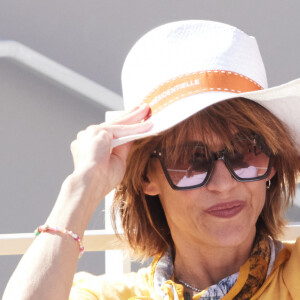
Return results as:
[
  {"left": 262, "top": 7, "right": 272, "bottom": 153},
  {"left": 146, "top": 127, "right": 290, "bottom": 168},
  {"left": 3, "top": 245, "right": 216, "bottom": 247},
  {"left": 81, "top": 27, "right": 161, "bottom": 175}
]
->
[
  {"left": 267, "top": 167, "right": 276, "bottom": 180},
  {"left": 142, "top": 162, "right": 161, "bottom": 196},
  {"left": 143, "top": 176, "right": 161, "bottom": 196}
]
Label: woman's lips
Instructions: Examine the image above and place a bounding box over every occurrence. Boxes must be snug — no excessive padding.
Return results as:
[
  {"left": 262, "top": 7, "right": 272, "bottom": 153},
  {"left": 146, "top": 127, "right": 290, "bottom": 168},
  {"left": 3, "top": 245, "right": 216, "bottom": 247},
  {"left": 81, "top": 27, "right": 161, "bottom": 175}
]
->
[{"left": 205, "top": 201, "right": 246, "bottom": 218}]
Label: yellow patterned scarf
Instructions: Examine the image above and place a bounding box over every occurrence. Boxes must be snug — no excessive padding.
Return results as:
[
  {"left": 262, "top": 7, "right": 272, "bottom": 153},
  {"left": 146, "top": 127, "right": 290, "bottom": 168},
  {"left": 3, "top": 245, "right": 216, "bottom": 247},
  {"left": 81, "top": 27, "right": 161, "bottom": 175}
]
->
[{"left": 232, "top": 234, "right": 270, "bottom": 299}]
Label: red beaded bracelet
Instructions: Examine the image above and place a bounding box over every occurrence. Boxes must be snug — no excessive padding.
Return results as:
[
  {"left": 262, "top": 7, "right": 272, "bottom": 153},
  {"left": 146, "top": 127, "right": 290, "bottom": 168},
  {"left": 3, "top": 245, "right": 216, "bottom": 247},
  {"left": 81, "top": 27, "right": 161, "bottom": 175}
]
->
[{"left": 34, "top": 224, "right": 84, "bottom": 258}]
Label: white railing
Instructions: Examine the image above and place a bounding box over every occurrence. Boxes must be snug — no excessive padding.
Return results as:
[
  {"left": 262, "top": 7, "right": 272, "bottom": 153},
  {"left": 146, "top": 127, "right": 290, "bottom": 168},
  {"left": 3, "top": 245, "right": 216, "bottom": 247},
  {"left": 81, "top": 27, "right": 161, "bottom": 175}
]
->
[
  {"left": 1, "top": 224, "right": 299, "bottom": 256},
  {"left": 0, "top": 230, "right": 119, "bottom": 256},
  {"left": 0, "top": 224, "right": 299, "bottom": 275},
  {"left": 0, "top": 40, "right": 123, "bottom": 110},
  {"left": 0, "top": 230, "right": 131, "bottom": 275}
]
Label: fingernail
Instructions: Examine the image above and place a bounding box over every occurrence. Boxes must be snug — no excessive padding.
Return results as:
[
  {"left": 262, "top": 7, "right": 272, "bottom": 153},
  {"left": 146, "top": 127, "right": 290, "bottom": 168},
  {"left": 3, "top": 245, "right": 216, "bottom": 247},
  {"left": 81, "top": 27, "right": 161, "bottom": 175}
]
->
[{"left": 143, "top": 107, "right": 152, "bottom": 122}]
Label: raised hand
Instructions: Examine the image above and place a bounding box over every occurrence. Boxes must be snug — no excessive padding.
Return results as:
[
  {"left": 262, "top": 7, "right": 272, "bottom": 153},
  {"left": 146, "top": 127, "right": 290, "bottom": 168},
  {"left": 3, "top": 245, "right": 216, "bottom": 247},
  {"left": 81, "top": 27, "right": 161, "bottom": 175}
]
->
[{"left": 70, "top": 103, "right": 152, "bottom": 198}]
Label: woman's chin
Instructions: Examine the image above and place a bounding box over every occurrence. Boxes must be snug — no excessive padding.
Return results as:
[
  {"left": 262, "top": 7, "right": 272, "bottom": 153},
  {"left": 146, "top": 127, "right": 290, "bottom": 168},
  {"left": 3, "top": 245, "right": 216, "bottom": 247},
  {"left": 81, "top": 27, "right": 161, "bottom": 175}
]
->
[{"left": 200, "top": 222, "right": 256, "bottom": 248}]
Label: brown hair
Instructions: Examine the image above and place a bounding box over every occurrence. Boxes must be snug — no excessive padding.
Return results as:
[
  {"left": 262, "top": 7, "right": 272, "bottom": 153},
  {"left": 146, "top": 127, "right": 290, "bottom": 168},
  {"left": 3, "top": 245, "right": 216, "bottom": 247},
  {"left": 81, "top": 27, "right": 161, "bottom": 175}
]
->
[{"left": 112, "top": 98, "right": 300, "bottom": 259}]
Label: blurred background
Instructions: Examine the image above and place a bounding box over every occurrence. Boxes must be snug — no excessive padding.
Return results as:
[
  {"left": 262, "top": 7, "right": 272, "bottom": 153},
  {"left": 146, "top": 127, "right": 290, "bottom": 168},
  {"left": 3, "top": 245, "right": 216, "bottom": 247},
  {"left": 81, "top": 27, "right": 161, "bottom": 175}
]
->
[{"left": 1, "top": 0, "right": 300, "bottom": 295}]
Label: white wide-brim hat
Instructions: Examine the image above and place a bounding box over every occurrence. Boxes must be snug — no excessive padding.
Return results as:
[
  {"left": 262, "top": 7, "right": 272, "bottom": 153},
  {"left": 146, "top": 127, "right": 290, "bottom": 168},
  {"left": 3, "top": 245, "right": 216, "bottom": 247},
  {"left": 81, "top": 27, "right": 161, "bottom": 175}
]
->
[{"left": 108, "top": 20, "right": 300, "bottom": 149}]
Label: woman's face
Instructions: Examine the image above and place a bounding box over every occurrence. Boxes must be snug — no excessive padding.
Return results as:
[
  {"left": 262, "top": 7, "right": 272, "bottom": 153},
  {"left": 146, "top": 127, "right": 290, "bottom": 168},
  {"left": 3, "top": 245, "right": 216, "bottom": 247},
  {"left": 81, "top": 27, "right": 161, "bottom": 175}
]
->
[{"left": 144, "top": 134, "right": 271, "bottom": 249}]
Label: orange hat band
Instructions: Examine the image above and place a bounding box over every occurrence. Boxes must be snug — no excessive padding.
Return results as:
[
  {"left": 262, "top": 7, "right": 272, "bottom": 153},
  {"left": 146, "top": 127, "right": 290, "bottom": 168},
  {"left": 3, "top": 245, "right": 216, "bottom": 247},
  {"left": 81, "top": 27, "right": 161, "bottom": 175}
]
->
[{"left": 142, "top": 70, "right": 263, "bottom": 115}]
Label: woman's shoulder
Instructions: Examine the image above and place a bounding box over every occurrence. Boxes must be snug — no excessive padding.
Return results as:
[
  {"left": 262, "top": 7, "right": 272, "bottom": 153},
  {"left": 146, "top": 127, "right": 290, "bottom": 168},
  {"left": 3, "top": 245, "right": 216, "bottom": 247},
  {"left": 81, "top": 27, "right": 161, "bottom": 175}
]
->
[
  {"left": 279, "top": 237, "right": 300, "bottom": 270},
  {"left": 256, "top": 238, "right": 300, "bottom": 299},
  {"left": 69, "top": 267, "right": 153, "bottom": 300},
  {"left": 279, "top": 237, "right": 300, "bottom": 296}
]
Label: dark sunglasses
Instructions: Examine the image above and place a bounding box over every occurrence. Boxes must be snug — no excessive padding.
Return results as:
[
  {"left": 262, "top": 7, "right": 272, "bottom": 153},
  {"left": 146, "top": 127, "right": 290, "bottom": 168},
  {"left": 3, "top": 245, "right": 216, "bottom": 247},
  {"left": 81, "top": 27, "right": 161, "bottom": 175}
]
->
[{"left": 151, "top": 134, "right": 274, "bottom": 190}]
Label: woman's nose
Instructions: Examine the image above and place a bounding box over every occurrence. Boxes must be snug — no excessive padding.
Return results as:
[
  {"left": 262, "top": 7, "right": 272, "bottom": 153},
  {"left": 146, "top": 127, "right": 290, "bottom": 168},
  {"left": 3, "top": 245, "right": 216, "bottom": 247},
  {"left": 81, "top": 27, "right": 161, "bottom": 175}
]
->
[{"left": 205, "top": 159, "right": 237, "bottom": 192}]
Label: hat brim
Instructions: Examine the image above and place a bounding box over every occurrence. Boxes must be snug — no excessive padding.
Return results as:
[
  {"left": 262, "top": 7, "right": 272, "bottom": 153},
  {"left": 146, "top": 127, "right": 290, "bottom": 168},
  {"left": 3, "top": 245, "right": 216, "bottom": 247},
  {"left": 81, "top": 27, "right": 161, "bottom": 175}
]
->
[{"left": 110, "top": 78, "right": 300, "bottom": 149}]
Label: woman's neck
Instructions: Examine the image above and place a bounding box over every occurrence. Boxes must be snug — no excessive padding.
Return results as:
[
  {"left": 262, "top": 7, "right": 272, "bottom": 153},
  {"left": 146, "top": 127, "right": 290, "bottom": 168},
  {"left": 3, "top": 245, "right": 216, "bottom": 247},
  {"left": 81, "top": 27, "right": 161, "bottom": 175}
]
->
[{"left": 173, "top": 232, "right": 255, "bottom": 291}]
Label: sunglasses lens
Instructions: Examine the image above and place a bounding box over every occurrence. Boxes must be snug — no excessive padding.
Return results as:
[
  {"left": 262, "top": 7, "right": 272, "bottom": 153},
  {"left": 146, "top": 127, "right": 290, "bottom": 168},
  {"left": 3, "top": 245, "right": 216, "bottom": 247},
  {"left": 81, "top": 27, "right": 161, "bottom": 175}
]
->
[
  {"left": 164, "top": 145, "right": 210, "bottom": 188},
  {"left": 227, "top": 137, "right": 271, "bottom": 179}
]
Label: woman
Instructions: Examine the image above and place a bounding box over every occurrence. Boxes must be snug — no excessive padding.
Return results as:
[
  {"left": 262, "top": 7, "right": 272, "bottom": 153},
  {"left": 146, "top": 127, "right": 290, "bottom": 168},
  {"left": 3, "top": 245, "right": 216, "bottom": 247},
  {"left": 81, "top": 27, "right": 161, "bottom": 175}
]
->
[{"left": 4, "top": 20, "right": 300, "bottom": 300}]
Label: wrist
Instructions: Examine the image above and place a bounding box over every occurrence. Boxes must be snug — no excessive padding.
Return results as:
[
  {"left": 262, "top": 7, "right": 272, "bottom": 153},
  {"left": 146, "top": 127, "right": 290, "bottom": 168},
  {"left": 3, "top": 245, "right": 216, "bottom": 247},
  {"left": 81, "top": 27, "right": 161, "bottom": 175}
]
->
[{"left": 46, "top": 171, "right": 106, "bottom": 238}]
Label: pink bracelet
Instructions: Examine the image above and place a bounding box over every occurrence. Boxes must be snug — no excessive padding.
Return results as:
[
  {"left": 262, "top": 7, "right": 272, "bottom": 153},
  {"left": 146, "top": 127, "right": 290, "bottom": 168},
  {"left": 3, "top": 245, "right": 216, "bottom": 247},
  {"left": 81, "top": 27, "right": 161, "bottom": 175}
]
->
[{"left": 34, "top": 224, "right": 84, "bottom": 258}]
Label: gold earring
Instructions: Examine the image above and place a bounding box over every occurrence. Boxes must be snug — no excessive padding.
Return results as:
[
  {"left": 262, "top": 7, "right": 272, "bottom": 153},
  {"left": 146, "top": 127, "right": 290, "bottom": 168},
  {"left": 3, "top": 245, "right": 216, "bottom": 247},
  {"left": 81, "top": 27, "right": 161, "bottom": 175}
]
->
[{"left": 266, "top": 179, "right": 271, "bottom": 190}]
